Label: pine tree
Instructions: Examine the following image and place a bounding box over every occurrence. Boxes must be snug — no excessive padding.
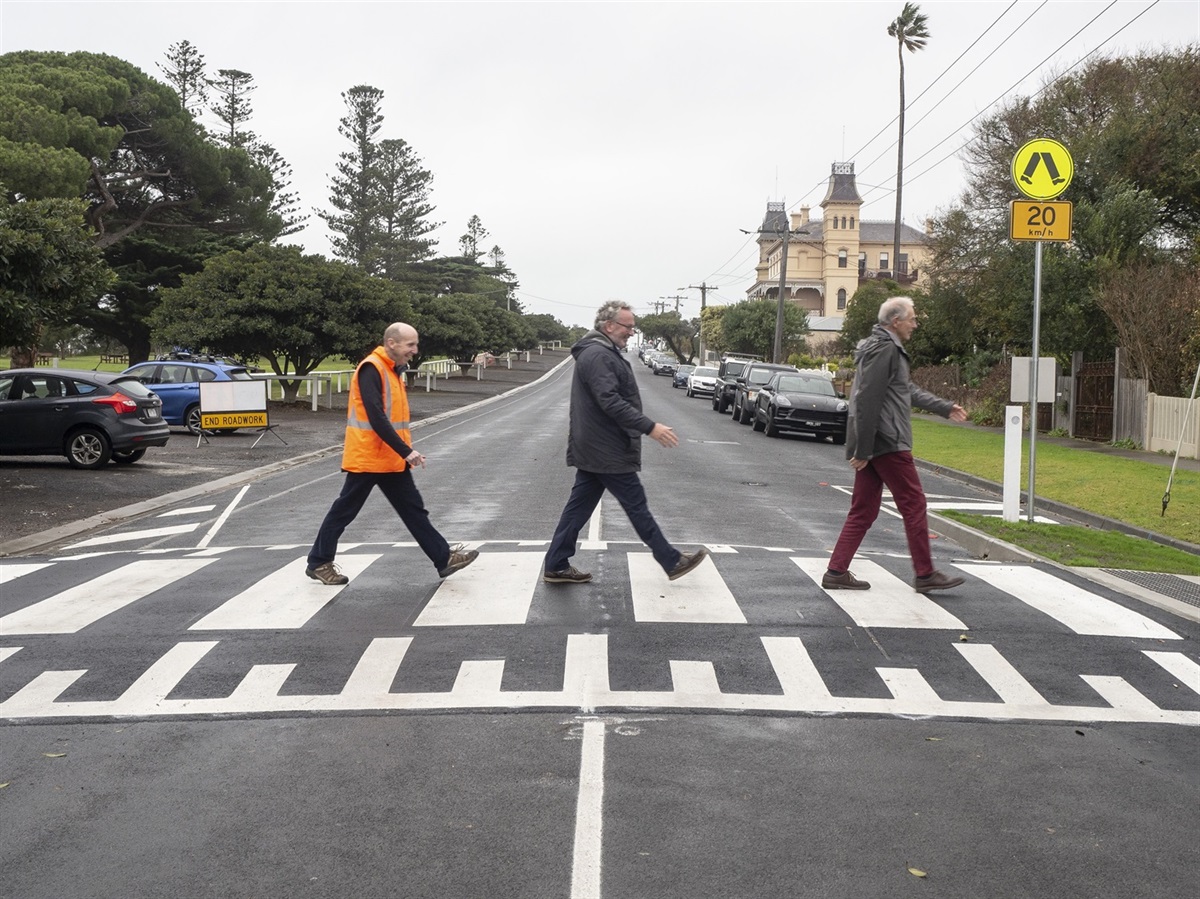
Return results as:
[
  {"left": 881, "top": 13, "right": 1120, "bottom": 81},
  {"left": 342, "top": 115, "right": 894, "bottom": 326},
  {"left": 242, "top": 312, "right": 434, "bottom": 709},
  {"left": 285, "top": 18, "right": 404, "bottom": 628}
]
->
[
  {"left": 158, "top": 40, "right": 208, "bottom": 118},
  {"left": 459, "top": 214, "right": 489, "bottom": 262},
  {"left": 322, "top": 85, "right": 385, "bottom": 269},
  {"left": 208, "top": 68, "right": 256, "bottom": 149},
  {"left": 374, "top": 137, "right": 439, "bottom": 275}
]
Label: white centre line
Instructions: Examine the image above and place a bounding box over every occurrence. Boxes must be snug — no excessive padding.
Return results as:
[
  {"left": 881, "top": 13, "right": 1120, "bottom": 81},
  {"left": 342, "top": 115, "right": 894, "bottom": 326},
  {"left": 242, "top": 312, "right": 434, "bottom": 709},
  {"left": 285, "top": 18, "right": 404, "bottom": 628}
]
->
[{"left": 571, "top": 719, "right": 606, "bottom": 899}]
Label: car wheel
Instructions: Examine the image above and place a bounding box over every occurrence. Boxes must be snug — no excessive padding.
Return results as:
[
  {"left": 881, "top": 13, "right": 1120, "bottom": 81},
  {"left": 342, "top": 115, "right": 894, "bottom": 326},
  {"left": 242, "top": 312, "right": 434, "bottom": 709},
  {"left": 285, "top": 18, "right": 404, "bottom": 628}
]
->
[
  {"left": 737, "top": 400, "right": 752, "bottom": 425},
  {"left": 730, "top": 398, "right": 741, "bottom": 422},
  {"left": 752, "top": 407, "right": 765, "bottom": 431},
  {"left": 66, "top": 427, "right": 112, "bottom": 469},
  {"left": 765, "top": 415, "right": 779, "bottom": 438},
  {"left": 712, "top": 396, "right": 721, "bottom": 411},
  {"left": 686, "top": 386, "right": 694, "bottom": 397},
  {"left": 184, "top": 403, "right": 203, "bottom": 434},
  {"left": 112, "top": 448, "right": 147, "bottom": 464},
  {"left": 832, "top": 433, "right": 847, "bottom": 446}
]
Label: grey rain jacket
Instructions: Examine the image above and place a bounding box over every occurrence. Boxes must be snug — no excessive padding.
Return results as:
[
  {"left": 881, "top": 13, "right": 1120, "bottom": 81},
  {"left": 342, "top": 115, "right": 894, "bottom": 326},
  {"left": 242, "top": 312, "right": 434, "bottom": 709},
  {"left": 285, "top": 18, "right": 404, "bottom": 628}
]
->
[
  {"left": 565, "top": 329, "right": 656, "bottom": 473},
  {"left": 845, "top": 323, "right": 955, "bottom": 461}
]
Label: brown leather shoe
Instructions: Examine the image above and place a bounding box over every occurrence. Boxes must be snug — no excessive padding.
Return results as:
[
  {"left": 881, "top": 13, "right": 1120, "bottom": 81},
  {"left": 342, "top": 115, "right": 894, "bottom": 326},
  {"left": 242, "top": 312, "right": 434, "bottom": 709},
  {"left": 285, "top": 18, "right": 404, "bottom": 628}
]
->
[
  {"left": 913, "top": 570, "right": 965, "bottom": 593},
  {"left": 438, "top": 545, "right": 479, "bottom": 578},
  {"left": 305, "top": 562, "right": 349, "bottom": 586},
  {"left": 668, "top": 549, "right": 709, "bottom": 581},
  {"left": 821, "top": 569, "right": 871, "bottom": 590}
]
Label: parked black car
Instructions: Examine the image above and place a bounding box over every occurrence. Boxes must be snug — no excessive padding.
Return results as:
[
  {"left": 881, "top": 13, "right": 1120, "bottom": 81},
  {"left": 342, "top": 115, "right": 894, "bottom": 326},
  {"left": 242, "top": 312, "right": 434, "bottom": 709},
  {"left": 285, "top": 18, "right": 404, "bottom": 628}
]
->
[
  {"left": 710, "top": 355, "right": 759, "bottom": 413},
  {"left": 0, "top": 368, "right": 170, "bottom": 468},
  {"left": 751, "top": 370, "right": 849, "bottom": 442},
  {"left": 730, "top": 362, "right": 799, "bottom": 424}
]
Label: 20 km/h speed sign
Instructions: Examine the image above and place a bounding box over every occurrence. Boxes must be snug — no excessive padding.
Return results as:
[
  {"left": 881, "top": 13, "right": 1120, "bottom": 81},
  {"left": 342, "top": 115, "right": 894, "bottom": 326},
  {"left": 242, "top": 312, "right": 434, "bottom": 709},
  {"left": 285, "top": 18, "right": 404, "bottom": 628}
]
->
[
  {"left": 1010, "top": 200, "right": 1073, "bottom": 242},
  {"left": 1012, "top": 138, "right": 1073, "bottom": 200}
]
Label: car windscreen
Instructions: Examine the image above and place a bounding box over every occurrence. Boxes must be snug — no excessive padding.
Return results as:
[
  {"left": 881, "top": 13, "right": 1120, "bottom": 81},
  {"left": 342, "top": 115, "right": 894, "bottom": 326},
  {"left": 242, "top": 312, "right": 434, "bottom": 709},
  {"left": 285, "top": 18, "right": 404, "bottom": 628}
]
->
[
  {"left": 724, "top": 361, "right": 747, "bottom": 377},
  {"left": 694, "top": 367, "right": 717, "bottom": 377},
  {"left": 776, "top": 376, "right": 836, "bottom": 396},
  {"left": 748, "top": 368, "right": 783, "bottom": 386}
]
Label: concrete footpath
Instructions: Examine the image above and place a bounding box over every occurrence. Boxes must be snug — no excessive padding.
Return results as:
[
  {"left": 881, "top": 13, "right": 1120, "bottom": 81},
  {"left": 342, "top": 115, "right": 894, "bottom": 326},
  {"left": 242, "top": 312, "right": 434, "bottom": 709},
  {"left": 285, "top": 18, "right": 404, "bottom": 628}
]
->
[{"left": 2, "top": 347, "right": 1198, "bottom": 623}]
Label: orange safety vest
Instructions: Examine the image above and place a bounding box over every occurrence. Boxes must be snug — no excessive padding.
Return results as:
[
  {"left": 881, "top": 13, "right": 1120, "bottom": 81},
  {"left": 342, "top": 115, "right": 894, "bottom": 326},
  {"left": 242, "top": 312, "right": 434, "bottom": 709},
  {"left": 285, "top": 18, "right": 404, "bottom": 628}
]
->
[{"left": 341, "top": 347, "right": 412, "bottom": 473}]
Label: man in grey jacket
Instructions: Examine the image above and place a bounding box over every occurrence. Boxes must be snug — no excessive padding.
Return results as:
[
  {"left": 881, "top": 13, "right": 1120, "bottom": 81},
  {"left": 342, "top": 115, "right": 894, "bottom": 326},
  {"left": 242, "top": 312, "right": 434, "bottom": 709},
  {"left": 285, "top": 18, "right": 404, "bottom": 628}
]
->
[
  {"left": 823, "top": 296, "right": 969, "bottom": 593},
  {"left": 543, "top": 300, "right": 708, "bottom": 584}
]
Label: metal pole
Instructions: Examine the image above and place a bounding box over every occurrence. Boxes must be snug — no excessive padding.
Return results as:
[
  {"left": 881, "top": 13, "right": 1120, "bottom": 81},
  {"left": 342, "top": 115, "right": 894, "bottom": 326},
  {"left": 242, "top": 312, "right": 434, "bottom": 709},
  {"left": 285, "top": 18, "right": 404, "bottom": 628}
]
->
[
  {"left": 1027, "top": 240, "right": 1043, "bottom": 523},
  {"left": 774, "top": 230, "right": 791, "bottom": 364}
]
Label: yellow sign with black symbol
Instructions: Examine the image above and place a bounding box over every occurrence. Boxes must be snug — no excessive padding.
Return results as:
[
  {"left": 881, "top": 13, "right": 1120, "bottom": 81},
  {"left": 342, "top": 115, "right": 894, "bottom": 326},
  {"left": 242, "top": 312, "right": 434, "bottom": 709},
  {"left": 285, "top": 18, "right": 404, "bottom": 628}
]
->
[
  {"left": 1010, "top": 200, "right": 1073, "bottom": 242},
  {"left": 1011, "top": 138, "right": 1073, "bottom": 200},
  {"left": 200, "top": 411, "right": 269, "bottom": 429}
]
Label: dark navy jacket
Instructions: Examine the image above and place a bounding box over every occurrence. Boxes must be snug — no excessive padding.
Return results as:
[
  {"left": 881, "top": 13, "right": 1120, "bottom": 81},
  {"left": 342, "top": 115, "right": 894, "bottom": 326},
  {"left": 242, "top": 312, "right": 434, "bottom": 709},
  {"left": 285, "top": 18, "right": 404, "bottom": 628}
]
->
[{"left": 565, "top": 330, "right": 655, "bottom": 473}]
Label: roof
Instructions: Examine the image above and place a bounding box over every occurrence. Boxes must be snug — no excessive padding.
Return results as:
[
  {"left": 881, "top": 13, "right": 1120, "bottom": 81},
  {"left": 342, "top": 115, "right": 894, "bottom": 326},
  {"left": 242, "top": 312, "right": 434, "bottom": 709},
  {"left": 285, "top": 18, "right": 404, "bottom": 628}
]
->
[{"left": 820, "top": 162, "right": 863, "bottom": 205}]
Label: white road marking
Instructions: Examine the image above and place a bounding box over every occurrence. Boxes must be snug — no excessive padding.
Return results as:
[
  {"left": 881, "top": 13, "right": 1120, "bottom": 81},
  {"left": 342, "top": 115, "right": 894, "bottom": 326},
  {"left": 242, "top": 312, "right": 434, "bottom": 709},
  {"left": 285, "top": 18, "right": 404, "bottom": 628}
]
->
[
  {"left": 157, "top": 505, "right": 216, "bottom": 517},
  {"left": 0, "top": 559, "right": 216, "bottom": 634},
  {"left": 196, "top": 485, "right": 250, "bottom": 549},
  {"left": 63, "top": 524, "right": 201, "bottom": 549},
  {"left": 570, "top": 719, "right": 606, "bottom": 899},
  {"left": 627, "top": 552, "right": 745, "bottom": 623},
  {"left": 1145, "top": 652, "right": 1200, "bottom": 694},
  {"left": 0, "top": 562, "right": 52, "bottom": 586},
  {"left": 414, "top": 552, "right": 542, "bottom": 626},
  {"left": 792, "top": 557, "right": 967, "bottom": 629},
  {"left": 587, "top": 504, "right": 602, "bottom": 543},
  {"left": 190, "top": 555, "right": 380, "bottom": 630},
  {"left": 958, "top": 563, "right": 1180, "bottom": 638}
]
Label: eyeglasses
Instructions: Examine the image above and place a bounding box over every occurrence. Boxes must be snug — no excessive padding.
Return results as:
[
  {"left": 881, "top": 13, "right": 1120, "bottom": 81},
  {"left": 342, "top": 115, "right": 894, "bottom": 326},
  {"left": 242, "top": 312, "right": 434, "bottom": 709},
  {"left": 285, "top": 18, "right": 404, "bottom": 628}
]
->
[{"left": 612, "top": 320, "right": 636, "bottom": 332}]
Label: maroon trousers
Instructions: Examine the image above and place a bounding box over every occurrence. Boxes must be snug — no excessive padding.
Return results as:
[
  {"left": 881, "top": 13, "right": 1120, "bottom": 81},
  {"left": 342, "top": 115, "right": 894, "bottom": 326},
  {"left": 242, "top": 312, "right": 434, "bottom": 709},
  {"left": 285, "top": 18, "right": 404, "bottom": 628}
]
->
[{"left": 829, "top": 450, "right": 934, "bottom": 577}]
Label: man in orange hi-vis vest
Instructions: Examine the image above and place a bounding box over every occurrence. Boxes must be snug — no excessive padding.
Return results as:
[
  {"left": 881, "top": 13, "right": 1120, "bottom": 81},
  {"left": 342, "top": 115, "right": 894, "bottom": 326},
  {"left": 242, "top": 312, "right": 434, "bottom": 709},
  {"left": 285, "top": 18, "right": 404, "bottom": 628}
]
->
[{"left": 305, "top": 322, "right": 477, "bottom": 586}]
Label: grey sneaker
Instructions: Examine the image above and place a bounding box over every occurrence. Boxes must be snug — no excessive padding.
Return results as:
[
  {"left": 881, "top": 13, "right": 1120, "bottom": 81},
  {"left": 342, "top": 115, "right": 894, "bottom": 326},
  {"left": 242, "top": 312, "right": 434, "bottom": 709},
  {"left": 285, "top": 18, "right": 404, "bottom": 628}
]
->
[
  {"left": 543, "top": 566, "right": 593, "bottom": 584},
  {"left": 306, "top": 561, "right": 349, "bottom": 586},
  {"left": 438, "top": 545, "right": 479, "bottom": 578},
  {"left": 913, "top": 570, "right": 965, "bottom": 593},
  {"left": 668, "top": 549, "right": 709, "bottom": 581},
  {"left": 821, "top": 569, "right": 871, "bottom": 590}
]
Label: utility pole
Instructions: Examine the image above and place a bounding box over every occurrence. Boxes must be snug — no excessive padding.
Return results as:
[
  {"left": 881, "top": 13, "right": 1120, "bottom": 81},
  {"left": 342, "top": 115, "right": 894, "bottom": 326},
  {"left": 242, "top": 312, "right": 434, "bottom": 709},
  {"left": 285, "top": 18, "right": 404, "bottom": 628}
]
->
[
  {"left": 659, "top": 295, "right": 686, "bottom": 313},
  {"left": 682, "top": 283, "right": 717, "bottom": 363},
  {"left": 741, "top": 221, "right": 810, "bottom": 363}
]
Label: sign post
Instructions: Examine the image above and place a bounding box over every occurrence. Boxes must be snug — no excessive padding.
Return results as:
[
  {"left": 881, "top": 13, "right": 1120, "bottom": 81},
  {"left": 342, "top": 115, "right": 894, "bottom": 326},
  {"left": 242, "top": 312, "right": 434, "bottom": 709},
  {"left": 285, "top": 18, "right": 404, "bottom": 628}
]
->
[{"left": 1011, "top": 138, "right": 1074, "bottom": 523}]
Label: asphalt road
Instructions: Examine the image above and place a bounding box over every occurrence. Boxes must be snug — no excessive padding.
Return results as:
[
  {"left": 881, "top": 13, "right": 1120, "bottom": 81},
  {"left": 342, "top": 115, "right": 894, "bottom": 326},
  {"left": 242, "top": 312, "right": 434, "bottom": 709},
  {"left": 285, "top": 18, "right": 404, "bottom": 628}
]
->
[{"left": 2, "top": 350, "right": 1197, "bottom": 899}]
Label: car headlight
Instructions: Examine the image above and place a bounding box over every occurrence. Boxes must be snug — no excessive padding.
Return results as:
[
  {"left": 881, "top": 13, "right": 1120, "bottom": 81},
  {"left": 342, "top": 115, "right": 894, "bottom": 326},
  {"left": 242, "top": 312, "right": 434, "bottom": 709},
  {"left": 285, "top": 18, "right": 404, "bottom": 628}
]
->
[
  {"left": 747, "top": 390, "right": 758, "bottom": 402},
  {"left": 837, "top": 400, "right": 849, "bottom": 411},
  {"left": 775, "top": 394, "right": 791, "bottom": 407}
]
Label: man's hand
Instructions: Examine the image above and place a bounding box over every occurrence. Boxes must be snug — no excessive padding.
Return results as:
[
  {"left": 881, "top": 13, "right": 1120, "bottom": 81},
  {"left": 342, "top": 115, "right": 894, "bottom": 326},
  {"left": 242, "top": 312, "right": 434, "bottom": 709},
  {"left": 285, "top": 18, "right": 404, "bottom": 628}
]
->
[
  {"left": 406, "top": 450, "right": 427, "bottom": 469},
  {"left": 648, "top": 423, "right": 678, "bottom": 448},
  {"left": 849, "top": 457, "right": 869, "bottom": 471},
  {"left": 949, "top": 404, "right": 968, "bottom": 422}
]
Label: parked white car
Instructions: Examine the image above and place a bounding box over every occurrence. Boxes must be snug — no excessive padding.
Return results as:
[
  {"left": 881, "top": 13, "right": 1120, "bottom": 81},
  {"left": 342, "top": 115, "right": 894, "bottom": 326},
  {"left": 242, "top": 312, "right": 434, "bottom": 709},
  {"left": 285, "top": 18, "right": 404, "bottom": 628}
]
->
[{"left": 685, "top": 365, "right": 719, "bottom": 398}]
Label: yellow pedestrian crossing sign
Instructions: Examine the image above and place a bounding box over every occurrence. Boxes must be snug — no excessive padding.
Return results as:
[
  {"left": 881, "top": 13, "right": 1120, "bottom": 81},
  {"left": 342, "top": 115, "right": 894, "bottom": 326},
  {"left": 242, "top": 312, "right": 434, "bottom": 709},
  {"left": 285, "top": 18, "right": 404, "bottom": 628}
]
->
[{"left": 1012, "top": 138, "right": 1073, "bottom": 200}]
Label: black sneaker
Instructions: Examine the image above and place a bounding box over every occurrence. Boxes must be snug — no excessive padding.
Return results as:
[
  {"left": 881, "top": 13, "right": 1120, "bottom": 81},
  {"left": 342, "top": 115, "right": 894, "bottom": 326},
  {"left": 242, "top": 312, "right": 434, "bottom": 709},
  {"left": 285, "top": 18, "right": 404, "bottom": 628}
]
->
[
  {"left": 438, "top": 545, "right": 479, "bottom": 578},
  {"left": 913, "top": 570, "right": 965, "bottom": 593},
  {"left": 543, "top": 566, "right": 593, "bottom": 584},
  {"left": 668, "top": 549, "right": 709, "bottom": 581},
  {"left": 305, "top": 562, "right": 349, "bottom": 585},
  {"left": 821, "top": 569, "right": 871, "bottom": 590}
]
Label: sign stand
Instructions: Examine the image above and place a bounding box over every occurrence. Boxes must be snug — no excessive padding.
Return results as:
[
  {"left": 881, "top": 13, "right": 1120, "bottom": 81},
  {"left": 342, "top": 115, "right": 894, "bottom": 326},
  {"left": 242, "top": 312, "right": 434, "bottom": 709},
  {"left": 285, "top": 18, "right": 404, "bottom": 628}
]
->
[{"left": 1010, "top": 138, "right": 1074, "bottom": 523}]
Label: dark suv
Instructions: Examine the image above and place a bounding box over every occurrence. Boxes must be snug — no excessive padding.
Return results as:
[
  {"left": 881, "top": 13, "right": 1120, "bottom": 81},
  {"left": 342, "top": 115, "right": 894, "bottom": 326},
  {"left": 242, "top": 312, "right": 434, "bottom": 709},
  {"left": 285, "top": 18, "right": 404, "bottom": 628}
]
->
[
  {"left": 730, "top": 362, "right": 800, "bottom": 424},
  {"left": 710, "top": 356, "right": 759, "bottom": 413}
]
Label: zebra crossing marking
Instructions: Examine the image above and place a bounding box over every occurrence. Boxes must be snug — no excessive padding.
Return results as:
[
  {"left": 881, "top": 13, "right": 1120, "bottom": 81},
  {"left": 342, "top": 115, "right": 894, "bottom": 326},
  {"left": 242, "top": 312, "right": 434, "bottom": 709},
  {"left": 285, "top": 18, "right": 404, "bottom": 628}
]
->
[
  {"left": 0, "top": 558, "right": 216, "bottom": 635},
  {"left": 415, "top": 552, "right": 543, "bottom": 626},
  {"left": 958, "top": 563, "right": 1179, "bottom": 638},
  {"left": 627, "top": 552, "right": 744, "bottom": 623},
  {"left": 62, "top": 523, "right": 201, "bottom": 549},
  {"left": 0, "top": 563, "right": 52, "bottom": 584},
  {"left": 792, "top": 557, "right": 967, "bottom": 630},
  {"left": 190, "top": 555, "right": 381, "bottom": 630}
]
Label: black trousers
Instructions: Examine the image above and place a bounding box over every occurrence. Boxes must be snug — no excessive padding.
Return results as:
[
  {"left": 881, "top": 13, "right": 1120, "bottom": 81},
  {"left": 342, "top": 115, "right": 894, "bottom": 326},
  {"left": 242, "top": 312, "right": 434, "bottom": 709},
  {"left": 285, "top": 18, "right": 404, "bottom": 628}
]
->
[
  {"left": 544, "top": 469, "right": 680, "bottom": 573},
  {"left": 307, "top": 470, "right": 451, "bottom": 571}
]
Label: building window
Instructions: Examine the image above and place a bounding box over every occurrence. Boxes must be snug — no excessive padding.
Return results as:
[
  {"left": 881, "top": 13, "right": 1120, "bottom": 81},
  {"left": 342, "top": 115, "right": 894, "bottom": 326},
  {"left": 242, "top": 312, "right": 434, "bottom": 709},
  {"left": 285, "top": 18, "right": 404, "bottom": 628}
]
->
[
  {"left": 858, "top": 252, "right": 866, "bottom": 274},
  {"left": 837, "top": 288, "right": 847, "bottom": 310},
  {"left": 838, "top": 249, "right": 847, "bottom": 268},
  {"left": 880, "top": 252, "right": 889, "bottom": 271},
  {"left": 897, "top": 253, "right": 909, "bottom": 274},
  {"left": 841, "top": 216, "right": 847, "bottom": 229},
  {"left": 849, "top": 216, "right": 855, "bottom": 229},
  {"left": 828, "top": 216, "right": 835, "bottom": 230}
]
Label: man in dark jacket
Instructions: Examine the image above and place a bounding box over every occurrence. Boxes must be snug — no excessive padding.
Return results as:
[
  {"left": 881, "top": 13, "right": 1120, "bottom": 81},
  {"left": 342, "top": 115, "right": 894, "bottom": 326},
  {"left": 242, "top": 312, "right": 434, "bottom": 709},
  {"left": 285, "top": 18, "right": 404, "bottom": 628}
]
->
[
  {"left": 823, "top": 297, "right": 969, "bottom": 594},
  {"left": 543, "top": 301, "right": 708, "bottom": 584}
]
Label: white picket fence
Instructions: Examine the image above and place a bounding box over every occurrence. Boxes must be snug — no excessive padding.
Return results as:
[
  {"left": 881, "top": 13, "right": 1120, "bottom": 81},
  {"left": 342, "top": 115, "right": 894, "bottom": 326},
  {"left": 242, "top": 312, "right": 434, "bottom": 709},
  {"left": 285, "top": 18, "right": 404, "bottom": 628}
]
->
[{"left": 1145, "top": 394, "right": 1200, "bottom": 457}]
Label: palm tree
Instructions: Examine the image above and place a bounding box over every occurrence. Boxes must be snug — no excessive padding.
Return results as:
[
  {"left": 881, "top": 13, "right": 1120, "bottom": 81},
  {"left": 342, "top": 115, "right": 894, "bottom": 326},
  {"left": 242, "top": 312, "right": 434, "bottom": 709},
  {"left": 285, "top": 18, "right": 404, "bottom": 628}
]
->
[{"left": 887, "top": 2, "right": 930, "bottom": 280}]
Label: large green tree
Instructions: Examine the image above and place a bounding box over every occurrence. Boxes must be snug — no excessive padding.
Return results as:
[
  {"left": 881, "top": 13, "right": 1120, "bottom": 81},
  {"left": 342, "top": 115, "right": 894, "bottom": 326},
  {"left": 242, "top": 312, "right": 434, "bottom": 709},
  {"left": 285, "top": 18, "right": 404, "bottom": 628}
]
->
[
  {"left": 717, "top": 299, "right": 808, "bottom": 360},
  {"left": 1, "top": 197, "right": 113, "bottom": 364},
  {"left": 322, "top": 84, "right": 385, "bottom": 269},
  {"left": 636, "top": 310, "right": 699, "bottom": 362},
  {"left": 374, "top": 137, "right": 438, "bottom": 275},
  {"left": 152, "top": 244, "right": 412, "bottom": 400},
  {"left": 927, "top": 48, "right": 1200, "bottom": 365},
  {"left": 0, "top": 50, "right": 283, "bottom": 361}
]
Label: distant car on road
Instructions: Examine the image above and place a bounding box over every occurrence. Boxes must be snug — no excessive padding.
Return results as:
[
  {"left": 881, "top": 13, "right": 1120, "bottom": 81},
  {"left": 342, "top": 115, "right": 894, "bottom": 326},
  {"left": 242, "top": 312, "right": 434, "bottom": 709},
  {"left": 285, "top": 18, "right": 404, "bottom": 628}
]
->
[
  {"left": 651, "top": 355, "right": 677, "bottom": 376},
  {"left": 672, "top": 364, "right": 695, "bottom": 388},
  {"left": 0, "top": 368, "right": 170, "bottom": 469},
  {"left": 685, "top": 365, "right": 718, "bottom": 398},
  {"left": 122, "top": 359, "right": 256, "bottom": 433},
  {"left": 751, "top": 370, "right": 849, "bottom": 442},
  {"left": 711, "top": 355, "right": 759, "bottom": 413}
]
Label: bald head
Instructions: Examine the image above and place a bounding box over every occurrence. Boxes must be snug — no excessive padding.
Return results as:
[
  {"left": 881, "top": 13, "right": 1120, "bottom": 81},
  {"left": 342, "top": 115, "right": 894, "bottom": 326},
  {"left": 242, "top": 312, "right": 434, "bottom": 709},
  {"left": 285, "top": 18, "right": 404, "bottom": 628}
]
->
[{"left": 382, "top": 322, "right": 420, "bottom": 366}]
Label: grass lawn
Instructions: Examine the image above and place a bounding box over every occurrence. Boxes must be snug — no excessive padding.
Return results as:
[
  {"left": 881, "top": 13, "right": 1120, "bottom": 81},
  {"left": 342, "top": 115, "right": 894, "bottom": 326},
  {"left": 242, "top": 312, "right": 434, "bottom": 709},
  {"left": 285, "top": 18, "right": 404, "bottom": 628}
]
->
[{"left": 912, "top": 417, "right": 1200, "bottom": 547}]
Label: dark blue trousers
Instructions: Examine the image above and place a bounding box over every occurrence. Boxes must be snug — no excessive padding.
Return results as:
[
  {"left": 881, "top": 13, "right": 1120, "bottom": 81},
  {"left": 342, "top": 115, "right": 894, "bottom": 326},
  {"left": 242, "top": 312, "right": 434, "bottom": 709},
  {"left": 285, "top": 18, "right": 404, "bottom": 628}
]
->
[
  {"left": 544, "top": 469, "right": 681, "bottom": 573},
  {"left": 308, "top": 470, "right": 451, "bottom": 571}
]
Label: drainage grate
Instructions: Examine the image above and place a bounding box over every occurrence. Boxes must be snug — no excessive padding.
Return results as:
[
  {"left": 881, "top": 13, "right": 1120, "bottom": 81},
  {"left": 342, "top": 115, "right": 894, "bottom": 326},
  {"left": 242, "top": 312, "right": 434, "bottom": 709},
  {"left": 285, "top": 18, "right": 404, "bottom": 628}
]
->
[{"left": 1102, "top": 570, "right": 1200, "bottom": 608}]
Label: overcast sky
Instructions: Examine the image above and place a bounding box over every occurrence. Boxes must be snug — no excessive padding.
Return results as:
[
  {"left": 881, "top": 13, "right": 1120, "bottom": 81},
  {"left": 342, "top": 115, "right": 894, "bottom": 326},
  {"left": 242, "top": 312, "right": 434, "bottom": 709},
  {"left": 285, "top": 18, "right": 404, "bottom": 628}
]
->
[{"left": 3, "top": 0, "right": 1197, "bottom": 326}]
